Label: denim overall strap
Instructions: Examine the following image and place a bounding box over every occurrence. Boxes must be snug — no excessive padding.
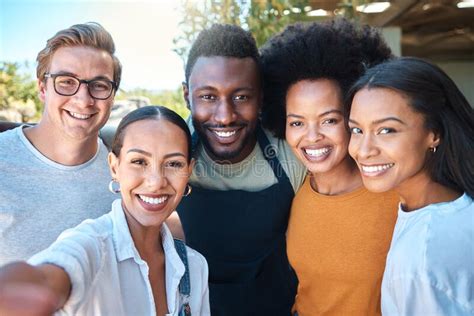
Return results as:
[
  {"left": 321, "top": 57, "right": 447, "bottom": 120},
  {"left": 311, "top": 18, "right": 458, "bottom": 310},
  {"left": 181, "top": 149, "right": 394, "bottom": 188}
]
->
[
  {"left": 256, "top": 125, "right": 292, "bottom": 187},
  {"left": 174, "top": 239, "right": 192, "bottom": 316},
  {"left": 174, "top": 239, "right": 191, "bottom": 296}
]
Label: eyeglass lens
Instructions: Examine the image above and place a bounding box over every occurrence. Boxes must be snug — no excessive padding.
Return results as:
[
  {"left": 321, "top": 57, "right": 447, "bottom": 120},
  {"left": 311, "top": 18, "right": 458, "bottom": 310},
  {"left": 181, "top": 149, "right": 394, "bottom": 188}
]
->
[{"left": 54, "top": 75, "right": 113, "bottom": 99}]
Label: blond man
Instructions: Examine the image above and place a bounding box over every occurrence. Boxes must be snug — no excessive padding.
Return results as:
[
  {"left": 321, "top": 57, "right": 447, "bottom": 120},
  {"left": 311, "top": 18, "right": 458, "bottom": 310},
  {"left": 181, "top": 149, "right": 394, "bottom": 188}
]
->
[{"left": 0, "top": 22, "right": 121, "bottom": 265}]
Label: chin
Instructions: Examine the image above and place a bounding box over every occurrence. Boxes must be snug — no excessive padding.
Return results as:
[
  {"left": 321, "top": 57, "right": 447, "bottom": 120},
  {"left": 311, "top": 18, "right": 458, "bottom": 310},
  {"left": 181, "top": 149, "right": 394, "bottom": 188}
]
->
[
  {"left": 306, "top": 163, "right": 334, "bottom": 175},
  {"left": 213, "top": 149, "right": 241, "bottom": 161},
  {"left": 361, "top": 179, "right": 393, "bottom": 193}
]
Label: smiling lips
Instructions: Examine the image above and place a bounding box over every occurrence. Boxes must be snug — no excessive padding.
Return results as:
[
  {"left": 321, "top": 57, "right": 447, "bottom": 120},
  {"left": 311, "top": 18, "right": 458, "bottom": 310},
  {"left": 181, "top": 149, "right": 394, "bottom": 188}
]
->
[
  {"left": 214, "top": 130, "right": 237, "bottom": 138},
  {"left": 360, "top": 163, "right": 395, "bottom": 176},
  {"left": 67, "top": 110, "right": 93, "bottom": 120},
  {"left": 302, "top": 146, "right": 332, "bottom": 162},
  {"left": 209, "top": 127, "right": 242, "bottom": 144},
  {"left": 137, "top": 194, "right": 169, "bottom": 212}
]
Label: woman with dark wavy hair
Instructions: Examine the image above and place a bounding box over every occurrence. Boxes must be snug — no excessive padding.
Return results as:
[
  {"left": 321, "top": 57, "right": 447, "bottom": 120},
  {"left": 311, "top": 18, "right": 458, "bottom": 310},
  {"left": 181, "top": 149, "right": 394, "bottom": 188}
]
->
[
  {"left": 261, "top": 19, "right": 398, "bottom": 316},
  {"left": 348, "top": 57, "right": 474, "bottom": 315}
]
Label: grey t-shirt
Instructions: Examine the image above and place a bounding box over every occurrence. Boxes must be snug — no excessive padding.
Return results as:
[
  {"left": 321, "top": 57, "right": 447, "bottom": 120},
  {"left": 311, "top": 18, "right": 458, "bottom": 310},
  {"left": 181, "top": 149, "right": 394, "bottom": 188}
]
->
[{"left": 0, "top": 126, "right": 115, "bottom": 265}]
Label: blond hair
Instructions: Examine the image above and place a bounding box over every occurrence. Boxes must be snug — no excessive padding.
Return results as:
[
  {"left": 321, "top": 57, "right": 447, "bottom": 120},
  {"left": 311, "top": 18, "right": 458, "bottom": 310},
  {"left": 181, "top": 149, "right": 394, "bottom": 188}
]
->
[{"left": 36, "top": 22, "right": 122, "bottom": 89}]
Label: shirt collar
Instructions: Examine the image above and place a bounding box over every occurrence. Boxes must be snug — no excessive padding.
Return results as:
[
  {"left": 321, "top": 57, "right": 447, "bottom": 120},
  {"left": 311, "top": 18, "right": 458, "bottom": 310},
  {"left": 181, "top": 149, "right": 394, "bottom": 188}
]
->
[
  {"left": 110, "top": 200, "right": 187, "bottom": 313},
  {"left": 398, "top": 192, "right": 472, "bottom": 217},
  {"left": 111, "top": 199, "right": 138, "bottom": 262},
  {"left": 110, "top": 199, "right": 186, "bottom": 278}
]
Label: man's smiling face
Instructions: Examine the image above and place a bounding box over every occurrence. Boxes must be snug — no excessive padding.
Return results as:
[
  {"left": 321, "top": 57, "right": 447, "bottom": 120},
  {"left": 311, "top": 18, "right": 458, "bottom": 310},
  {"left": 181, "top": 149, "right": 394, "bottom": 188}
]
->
[{"left": 185, "top": 56, "right": 261, "bottom": 164}]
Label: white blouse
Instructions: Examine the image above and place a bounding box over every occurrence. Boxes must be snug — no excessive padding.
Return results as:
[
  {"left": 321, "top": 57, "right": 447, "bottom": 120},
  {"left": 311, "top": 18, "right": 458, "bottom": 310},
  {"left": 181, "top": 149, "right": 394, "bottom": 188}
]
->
[
  {"left": 29, "top": 199, "right": 210, "bottom": 315},
  {"left": 382, "top": 193, "right": 473, "bottom": 315}
]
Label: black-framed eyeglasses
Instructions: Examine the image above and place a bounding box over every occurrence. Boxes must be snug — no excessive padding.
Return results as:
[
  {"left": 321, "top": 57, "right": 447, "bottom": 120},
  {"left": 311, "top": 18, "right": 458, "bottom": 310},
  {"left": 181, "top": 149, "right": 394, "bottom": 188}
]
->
[{"left": 44, "top": 73, "right": 117, "bottom": 100}]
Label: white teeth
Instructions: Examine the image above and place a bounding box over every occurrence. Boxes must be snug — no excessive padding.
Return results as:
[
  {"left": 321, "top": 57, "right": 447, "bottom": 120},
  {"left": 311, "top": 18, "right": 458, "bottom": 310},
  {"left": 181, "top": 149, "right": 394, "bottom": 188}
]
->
[
  {"left": 362, "top": 163, "right": 394, "bottom": 173},
  {"left": 69, "top": 111, "right": 92, "bottom": 120},
  {"left": 138, "top": 195, "right": 168, "bottom": 205},
  {"left": 304, "top": 147, "right": 330, "bottom": 157},
  {"left": 214, "top": 130, "right": 236, "bottom": 138}
]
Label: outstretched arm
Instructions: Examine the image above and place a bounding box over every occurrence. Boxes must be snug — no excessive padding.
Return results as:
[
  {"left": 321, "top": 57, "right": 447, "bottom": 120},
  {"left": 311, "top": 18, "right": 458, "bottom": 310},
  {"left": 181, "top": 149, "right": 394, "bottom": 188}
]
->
[{"left": 0, "top": 261, "right": 71, "bottom": 315}]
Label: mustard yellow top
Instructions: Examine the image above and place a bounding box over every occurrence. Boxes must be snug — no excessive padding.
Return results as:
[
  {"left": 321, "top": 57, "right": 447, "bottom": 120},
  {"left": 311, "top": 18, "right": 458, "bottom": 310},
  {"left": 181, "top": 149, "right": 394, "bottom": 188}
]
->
[{"left": 287, "top": 176, "right": 399, "bottom": 316}]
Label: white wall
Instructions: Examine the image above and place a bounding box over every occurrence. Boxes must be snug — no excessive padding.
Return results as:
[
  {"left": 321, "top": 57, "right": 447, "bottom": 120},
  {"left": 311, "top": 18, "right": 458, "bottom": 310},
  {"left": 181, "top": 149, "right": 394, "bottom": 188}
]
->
[
  {"left": 381, "top": 27, "right": 473, "bottom": 107},
  {"left": 382, "top": 27, "right": 402, "bottom": 57},
  {"left": 436, "top": 61, "right": 474, "bottom": 107}
]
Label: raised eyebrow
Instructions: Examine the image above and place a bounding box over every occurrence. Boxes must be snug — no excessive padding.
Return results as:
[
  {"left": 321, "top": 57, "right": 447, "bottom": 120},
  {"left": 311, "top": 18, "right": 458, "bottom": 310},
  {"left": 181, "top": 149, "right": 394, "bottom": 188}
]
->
[
  {"left": 319, "top": 109, "right": 343, "bottom": 118},
  {"left": 348, "top": 117, "right": 407, "bottom": 126},
  {"left": 348, "top": 118, "right": 359, "bottom": 125},
  {"left": 234, "top": 87, "right": 255, "bottom": 93},
  {"left": 127, "top": 149, "right": 151, "bottom": 156},
  {"left": 163, "top": 152, "right": 187, "bottom": 159},
  {"left": 126, "top": 150, "right": 187, "bottom": 160},
  {"left": 53, "top": 71, "right": 77, "bottom": 77},
  {"left": 52, "top": 72, "right": 112, "bottom": 81},
  {"left": 286, "top": 113, "right": 304, "bottom": 119},
  {"left": 92, "top": 75, "right": 113, "bottom": 82},
  {"left": 373, "top": 117, "right": 407, "bottom": 125},
  {"left": 193, "top": 85, "right": 217, "bottom": 92}
]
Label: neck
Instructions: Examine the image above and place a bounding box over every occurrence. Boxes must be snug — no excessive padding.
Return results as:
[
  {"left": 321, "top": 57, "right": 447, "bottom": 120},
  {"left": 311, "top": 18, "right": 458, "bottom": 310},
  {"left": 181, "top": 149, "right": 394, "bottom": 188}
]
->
[
  {"left": 24, "top": 124, "right": 99, "bottom": 166},
  {"left": 397, "top": 172, "right": 462, "bottom": 212},
  {"left": 123, "top": 207, "right": 164, "bottom": 259},
  {"left": 311, "top": 157, "right": 362, "bottom": 195}
]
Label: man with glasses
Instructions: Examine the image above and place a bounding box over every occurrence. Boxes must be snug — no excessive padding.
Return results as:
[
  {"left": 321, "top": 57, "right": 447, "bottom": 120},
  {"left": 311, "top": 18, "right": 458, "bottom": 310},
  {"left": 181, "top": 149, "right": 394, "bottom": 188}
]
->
[{"left": 0, "top": 23, "right": 121, "bottom": 265}]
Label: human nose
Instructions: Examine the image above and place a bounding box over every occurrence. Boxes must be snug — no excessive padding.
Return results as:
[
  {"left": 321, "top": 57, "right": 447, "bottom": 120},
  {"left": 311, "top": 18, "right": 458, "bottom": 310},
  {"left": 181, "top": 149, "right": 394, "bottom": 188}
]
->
[
  {"left": 145, "top": 168, "right": 168, "bottom": 190},
  {"left": 73, "top": 82, "right": 94, "bottom": 105},
  {"left": 351, "top": 134, "right": 378, "bottom": 160},
  {"left": 306, "top": 123, "right": 322, "bottom": 142},
  {"left": 214, "top": 98, "right": 236, "bottom": 126}
]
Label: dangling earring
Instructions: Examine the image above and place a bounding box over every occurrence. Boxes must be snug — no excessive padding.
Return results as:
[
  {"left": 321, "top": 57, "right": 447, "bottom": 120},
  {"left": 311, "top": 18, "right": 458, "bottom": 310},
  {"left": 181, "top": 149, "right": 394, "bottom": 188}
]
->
[
  {"left": 108, "top": 179, "right": 121, "bottom": 194},
  {"left": 183, "top": 184, "right": 192, "bottom": 197},
  {"left": 429, "top": 146, "right": 437, "bottom": 153}
]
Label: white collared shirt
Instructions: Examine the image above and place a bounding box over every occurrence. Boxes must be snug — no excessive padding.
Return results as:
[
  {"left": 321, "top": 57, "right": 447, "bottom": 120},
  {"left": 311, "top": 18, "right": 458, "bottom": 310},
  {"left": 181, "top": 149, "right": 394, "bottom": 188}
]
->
[{"left": 29, "top": 199, "right": 210, "bottom": 316}]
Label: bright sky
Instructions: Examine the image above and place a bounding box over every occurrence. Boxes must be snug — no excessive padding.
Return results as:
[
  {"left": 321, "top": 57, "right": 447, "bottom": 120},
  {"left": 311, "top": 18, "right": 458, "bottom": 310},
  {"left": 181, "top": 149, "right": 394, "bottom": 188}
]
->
[{"left": 0, "top": 0, "right": 185, "bottom": 91}]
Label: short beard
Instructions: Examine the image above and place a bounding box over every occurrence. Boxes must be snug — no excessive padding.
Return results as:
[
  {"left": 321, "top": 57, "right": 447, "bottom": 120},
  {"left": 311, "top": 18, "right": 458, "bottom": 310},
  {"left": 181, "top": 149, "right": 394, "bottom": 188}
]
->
[{"left": 192, "top": 121, "right": 253, "bottom": 163}]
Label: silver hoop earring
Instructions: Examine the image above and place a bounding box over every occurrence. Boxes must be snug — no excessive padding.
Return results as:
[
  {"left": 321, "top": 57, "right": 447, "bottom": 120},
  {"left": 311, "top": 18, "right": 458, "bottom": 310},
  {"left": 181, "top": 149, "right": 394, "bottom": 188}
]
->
[
  {"left": 108, "top": 179, "right": 121, "bottom": 194},
  {"left": 430, "top": 146, "right": 437, "bottom": 153},
  {"left": 183, "top": 184, "right": 192, "bottom": 197}
]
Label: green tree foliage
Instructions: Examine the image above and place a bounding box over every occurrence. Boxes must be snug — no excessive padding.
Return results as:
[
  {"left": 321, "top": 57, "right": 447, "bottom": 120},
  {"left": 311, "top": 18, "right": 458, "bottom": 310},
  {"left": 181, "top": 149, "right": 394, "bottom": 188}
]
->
[
  {"left": 0, "top": 62, "right": 42, "bottom": 122},
  {"left": 335, "top": 0, "right": 371, "bottom": 21},
  {"left": 116, "top": 87, "right": 189, "bottom": 119},
  {"left": 173, "top": 0, "right": 311, "bottom": 61},
  {"left": 173, "top": 0, "right": 244, "bottom": 63},
  {"left": 246, "top": 0, "right": 312, "bottom": 47}
]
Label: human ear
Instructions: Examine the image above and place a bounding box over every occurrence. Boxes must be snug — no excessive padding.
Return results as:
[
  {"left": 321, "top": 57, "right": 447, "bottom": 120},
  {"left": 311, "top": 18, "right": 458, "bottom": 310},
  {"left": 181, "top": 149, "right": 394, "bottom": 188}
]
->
[
  {"left": 182, "top": 82, "right": 191, "bottom": 110},
  {"left": 108, "top": 152, "right": 119, "bottom": 180},
  {"left": 429, "top": 130, "right": 441, "bottom": 149},
  {"left": 38, "top": 79, "right": 47, "bottom": 103}
]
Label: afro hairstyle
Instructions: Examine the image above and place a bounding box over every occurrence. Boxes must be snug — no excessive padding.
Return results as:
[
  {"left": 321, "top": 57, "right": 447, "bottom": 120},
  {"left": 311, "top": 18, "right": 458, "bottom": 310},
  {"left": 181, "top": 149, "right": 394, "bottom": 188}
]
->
[{"left": 260, "top": 18, "right": 393, "bottom": 138}]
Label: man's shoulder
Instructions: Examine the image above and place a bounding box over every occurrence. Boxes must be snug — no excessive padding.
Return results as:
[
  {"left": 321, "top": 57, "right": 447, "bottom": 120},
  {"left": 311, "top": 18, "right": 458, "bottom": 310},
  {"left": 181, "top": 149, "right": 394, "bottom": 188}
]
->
[
  {"left": 261, "top": 127, "right": 300, "bottom": 162},
  {"left": 0, "top": 127, "right": 23, "bottom": 157},
  {"left": 0, "top": 125, "right": 20, "bottom": 142}
]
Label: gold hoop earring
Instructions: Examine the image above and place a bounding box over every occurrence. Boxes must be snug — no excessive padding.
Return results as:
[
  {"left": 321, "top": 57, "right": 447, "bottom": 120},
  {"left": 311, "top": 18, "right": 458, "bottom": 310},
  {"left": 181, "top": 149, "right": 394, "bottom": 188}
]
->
[{"left": 183, "top": 184, "right": 192, "bottom": 197}]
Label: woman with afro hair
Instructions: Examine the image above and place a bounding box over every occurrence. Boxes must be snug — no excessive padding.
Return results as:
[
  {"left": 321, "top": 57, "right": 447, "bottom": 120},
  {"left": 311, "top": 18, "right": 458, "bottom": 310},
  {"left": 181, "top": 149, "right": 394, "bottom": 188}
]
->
[{"left": 260, "top": 18, "right": 398, "bottom": 316}]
